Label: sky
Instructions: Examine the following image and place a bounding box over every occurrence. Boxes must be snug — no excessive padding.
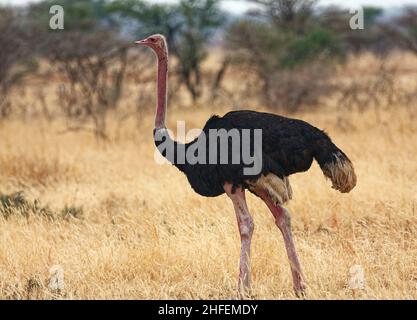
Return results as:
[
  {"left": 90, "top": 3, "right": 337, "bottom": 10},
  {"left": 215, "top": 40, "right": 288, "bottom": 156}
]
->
[{"left": 0, "top": 0, "right": 416, "bottom": 13}]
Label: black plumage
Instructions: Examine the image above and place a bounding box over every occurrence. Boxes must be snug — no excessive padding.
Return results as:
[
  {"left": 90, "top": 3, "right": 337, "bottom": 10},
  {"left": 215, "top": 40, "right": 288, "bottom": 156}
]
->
[{"left": 155, "top": 110, "right": 356, "bottom": 198}]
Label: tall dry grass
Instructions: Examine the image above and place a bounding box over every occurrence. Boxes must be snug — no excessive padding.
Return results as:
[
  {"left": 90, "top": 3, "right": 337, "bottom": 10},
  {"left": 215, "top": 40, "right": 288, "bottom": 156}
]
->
[{"left": 0, "top": 54, "right": 416, "bottom": 300}]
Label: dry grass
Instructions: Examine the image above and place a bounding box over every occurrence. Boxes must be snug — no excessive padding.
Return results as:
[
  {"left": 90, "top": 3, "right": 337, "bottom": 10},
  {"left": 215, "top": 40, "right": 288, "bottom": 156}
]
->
[
  {"left": 0, "top": 53, "right": 416, "bottom": 300},
  {"left": 0, "top": 105, "right": 416, "bottom": 300}
]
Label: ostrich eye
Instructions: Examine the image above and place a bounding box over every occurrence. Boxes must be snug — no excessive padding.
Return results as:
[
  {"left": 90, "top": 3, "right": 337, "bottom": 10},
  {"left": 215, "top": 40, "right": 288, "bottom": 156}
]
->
[{"left": 149, "top": 37, "right": 156, "bottom": 42}]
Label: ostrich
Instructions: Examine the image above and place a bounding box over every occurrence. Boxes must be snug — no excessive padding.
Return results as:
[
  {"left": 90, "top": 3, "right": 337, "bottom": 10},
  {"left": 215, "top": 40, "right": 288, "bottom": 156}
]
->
[{"left": 136, "top": 34, "right": 357, "bottom": 297}]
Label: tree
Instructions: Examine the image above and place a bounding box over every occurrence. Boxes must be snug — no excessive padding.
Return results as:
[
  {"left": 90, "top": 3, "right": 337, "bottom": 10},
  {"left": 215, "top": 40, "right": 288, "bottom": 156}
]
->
[
  {"left": 0, "top": 7, "right": 37, "bottom": 118},
  {"left": 384, "top": 6, "right": 417, "bottom": 55},
  {"left": 248, "top": 0, "right": 316, "bottom": 32},
  {"left": 227, "top": 0, "right": 342, "bottom": 111},
  {"left": 107, "top": 0, "right": 225, "bottom": 102},
  {"left": 319, "top": 5, "right": 385, "bottom": 53},
  {"left": 28, "top": 0, "right": 129, "bottom": 139}
]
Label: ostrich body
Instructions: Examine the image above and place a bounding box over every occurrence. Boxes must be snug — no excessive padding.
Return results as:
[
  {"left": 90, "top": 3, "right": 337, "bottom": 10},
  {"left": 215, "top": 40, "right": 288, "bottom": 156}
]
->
[{"left": 136, "top": 34, "right": 357, "bottom": 297}]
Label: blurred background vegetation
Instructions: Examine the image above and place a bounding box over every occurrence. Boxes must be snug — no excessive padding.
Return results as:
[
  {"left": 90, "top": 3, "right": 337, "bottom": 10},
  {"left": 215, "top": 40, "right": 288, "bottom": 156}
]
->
[{"left": 0, "top": 0, "right": 416, "bottom": 139}]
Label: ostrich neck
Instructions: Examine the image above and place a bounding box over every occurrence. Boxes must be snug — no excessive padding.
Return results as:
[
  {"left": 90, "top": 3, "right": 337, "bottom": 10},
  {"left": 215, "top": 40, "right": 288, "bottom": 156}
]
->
[
  {"left": 153, "top": 48, "right": 188, "bottom": 172},
  {"left": 155, "top": 52, "right": 168, "bottom": 129}
]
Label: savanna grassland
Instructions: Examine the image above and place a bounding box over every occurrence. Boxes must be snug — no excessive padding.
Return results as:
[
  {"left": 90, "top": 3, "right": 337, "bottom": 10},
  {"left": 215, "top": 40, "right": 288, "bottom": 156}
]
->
[{"left": 0, "top": 53, "right": 416, "bottom": 300}]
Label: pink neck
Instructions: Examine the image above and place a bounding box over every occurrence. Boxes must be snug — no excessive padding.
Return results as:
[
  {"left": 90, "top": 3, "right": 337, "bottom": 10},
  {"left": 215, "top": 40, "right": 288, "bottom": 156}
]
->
[{"left": 155, "top": 51, "right": 168, "bottom": 129}]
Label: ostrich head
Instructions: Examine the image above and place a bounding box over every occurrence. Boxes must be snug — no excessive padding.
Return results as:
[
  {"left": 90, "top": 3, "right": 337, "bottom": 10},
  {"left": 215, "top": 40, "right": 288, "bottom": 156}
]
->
[{"left": 135, "top": 34, "right": 167, "bottom": 57}]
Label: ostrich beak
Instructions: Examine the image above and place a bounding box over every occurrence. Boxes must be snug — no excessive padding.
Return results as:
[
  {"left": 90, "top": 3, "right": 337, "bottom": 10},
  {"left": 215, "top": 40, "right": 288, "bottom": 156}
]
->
[{"left": 135, "top": 39, "right": 148, "bottom": 45}]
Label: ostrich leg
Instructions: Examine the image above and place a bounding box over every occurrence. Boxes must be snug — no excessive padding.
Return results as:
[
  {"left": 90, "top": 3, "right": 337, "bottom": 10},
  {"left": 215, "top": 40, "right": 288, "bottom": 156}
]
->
[
  {"left": 256, "top": 190, "right": 306, "bottom": 297},
  {"left": 224, "top": 183, "right": 254, "bottom": 298}
]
